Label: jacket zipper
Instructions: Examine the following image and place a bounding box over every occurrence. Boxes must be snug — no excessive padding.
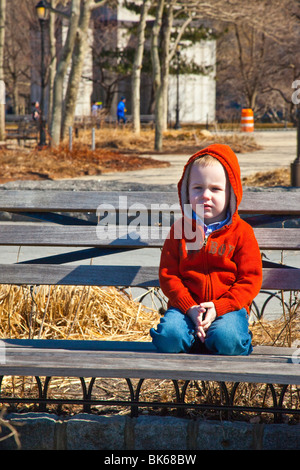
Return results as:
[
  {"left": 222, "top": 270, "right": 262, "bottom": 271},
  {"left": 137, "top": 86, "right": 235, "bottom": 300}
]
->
[
  {"left": 204, "top": 235, "right": 210, "bottom": 300},
  {"left": 202, "top": 226, "right": 228, "bottom": 300}
]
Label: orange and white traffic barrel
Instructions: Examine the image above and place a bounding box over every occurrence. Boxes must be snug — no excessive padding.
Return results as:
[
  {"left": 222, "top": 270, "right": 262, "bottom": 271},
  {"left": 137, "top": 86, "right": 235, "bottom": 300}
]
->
[{"left": 241, "top": 108, "right": 254, "bottom": 132}]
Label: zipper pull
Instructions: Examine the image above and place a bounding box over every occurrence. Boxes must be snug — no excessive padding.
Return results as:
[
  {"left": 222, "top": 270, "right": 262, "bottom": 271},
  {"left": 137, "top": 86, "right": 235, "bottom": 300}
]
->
[{"left": 203, "top": 235, "right": 208, "bottom": 247}]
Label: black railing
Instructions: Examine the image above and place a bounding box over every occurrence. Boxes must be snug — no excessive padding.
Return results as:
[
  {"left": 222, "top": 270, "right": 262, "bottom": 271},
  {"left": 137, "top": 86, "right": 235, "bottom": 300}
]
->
[{"left": 0, "top": 375, "right": 299, "bottom": 423}]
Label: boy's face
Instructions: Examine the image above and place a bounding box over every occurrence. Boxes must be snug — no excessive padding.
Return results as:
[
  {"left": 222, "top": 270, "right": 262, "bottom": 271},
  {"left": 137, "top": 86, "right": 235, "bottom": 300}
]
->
[{"left": 188, "top": 161, "right": 230, "bottom": 224}]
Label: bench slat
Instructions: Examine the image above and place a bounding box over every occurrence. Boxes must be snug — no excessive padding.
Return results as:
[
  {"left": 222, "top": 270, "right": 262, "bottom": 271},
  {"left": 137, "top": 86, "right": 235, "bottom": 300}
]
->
[
  {"left": 0, "top": 264, "right": 298, "bottom": 290},
  {"left": 0, "top": 264, "right": 160, "bottom": 287},
  {"left": 1, "top": 339, "right": 295, "bottom": 357},
  {"left": 0, "top": 190, "right": 299, "bottom": 214},
  {"left": 0, "top": 225, "right": 298, "bottom": 250},
  {"left": 0, "top": 341, "right": 299, "bottom": 385}
]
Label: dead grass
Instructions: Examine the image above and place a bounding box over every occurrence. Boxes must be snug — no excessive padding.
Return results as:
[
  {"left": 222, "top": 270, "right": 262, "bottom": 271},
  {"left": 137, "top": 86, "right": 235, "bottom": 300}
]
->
[
  {"left": 88, "top": 127, "right": 262, "bottom": 155},
  {"left": 251, "top": 310, "right": 300, "bottom": 347},
  {"left": 0, "top": 143, "right": 169, "bottom": 184},
  {"left": 243, "top": 168, "right": 290, "bottom": 187},
  {"left": 1, "top": 283, "right": 297, "bottom": 346},
  {"left": 1, "top": 127, "right": 262, "bottom": 183},
  {"left": 0, "top": 284, "right": 299, "bottom": 422},
  {"left": 0, "top": 284, "right": 160, "bottom": 341}
]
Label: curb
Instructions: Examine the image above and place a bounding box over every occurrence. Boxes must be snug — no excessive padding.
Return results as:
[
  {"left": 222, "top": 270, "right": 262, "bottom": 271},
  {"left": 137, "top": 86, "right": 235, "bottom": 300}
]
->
[{"left": 0, "top": 413, "right": 299, "bottom": 450}]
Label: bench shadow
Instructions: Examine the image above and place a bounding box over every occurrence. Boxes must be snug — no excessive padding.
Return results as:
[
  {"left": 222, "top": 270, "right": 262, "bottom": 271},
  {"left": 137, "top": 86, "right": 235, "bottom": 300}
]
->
[{"left": 2, "top": 338, "right": 157, "bottom": 352}]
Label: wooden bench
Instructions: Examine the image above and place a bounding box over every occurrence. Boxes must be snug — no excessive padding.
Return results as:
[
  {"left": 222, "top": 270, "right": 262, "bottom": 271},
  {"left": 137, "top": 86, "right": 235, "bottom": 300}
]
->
[
  {"left": 0, "top": 189, "right": 299, "bottom": 419},
  {"left": 74, "top": 114, "right": 154, "bottom": 132},
  {"left": 6, "top": 119, "right": 39, "bottom": 146}
]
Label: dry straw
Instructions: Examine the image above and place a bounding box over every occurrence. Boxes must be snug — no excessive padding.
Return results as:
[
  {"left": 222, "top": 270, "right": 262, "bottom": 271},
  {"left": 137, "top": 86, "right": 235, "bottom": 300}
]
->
[
  {"left": 0, "top": 283, "right": 298, "bottom": 346},
  {"left": 0, "top": 284, "right": 160, "bottom": 341},
  {"left": 0, "top": 284, "right": 298, "bottom": 421}
]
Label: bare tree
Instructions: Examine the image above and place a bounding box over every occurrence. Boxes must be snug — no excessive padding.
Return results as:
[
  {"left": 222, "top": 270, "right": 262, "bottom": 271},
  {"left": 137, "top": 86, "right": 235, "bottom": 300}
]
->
[
  {"left": 151, "top": 0, "right": 193, "bottom": 150},
  {"left": 47, "top": 0, "right": 59, "bottom": 125},
  {"left": 217, "top": 24, "right": 272, "bottom": 113},
  {"left": 151, "top": 0, "right": 164, "bottom": 151},
  {"left": 215, "top": 0, "right": 300, "bottom": 122},
  {"left": 61, "top": 0, "right": 108, "bottom": 140},
  {"left": 50, "top": 0, "right": 80, "bottom": 146},
  {"left": 131, "top": 0, "right": 152, "bottom": 135},
  {"left": 91, "top": 22, "right": 134, "bottom": 111},
  {"left": 4, "top": 0, "right": 34, "bottom": 114}
]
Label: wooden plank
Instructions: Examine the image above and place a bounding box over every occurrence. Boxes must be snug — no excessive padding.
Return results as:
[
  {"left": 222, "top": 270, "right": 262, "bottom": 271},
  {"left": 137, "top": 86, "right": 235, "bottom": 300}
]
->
[
  {"left": 0, "top": 190, "right": 299, "bottom": 214},
  {"left": 0, "top": 191, "right": 159, "bottom": 213},
  {"left": 0, "top": 224, "right": 164, "bottom": 248},
  {"left": 252, "top": 345, "right": 298, "bottom": 357},
  {"left": 1, "top": 339, "right": 296, "bottom": 358},
  {"left": 261, "top": 267, "right": 300, "bottom": 290},
  {"left": 0, "top": 264, "right": 298, "bottom": 290},
  {"left": 0, "top": 264, "right": 160, "bottom": 287},
  {"left": 253, "top": 228, "right": 300, "bottom": 250},
  {"left": 0, "top": 344, "right": 299, "bottom": 384},
  {"left": 0, "top": 224, "right": 298, "bottom": 250}
]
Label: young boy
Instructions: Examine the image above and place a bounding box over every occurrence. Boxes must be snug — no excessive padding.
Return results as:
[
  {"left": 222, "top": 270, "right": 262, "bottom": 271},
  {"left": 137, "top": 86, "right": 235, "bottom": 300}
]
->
[{"left": 150, "top": 144, "right": 262, "bottom": 355}]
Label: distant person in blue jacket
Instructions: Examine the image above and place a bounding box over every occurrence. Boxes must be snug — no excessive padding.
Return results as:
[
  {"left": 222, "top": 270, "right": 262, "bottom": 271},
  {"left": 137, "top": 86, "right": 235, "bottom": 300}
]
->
[{"left": 117, "top": 96, "right": 127, "bottom": 124}]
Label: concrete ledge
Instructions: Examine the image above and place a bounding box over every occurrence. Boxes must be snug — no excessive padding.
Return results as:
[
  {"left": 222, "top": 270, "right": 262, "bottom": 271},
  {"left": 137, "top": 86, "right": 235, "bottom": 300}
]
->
[{"left": 0, "top": 413, "right": 299, "bottom": 450}]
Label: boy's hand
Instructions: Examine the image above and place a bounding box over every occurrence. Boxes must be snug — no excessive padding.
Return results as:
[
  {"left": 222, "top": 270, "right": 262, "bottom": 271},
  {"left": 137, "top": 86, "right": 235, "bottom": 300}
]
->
[
  {"left": 199, "top": 302, "right": 217, "bottom": 337},
  {"left": 186, "top": 304, "right": 206, "bottom": 341},
  {"left": 187, "top": 302, "right": 217, "bottom": 342}
]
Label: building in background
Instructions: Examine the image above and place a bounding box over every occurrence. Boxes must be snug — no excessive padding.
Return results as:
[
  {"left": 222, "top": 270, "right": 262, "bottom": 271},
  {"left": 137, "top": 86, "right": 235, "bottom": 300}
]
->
[
  {"left": 31, "top": 0, "right": 216, "bottom": 125},
  {"left": 168, "top": 40, "right": 216, "bottom": 125}
]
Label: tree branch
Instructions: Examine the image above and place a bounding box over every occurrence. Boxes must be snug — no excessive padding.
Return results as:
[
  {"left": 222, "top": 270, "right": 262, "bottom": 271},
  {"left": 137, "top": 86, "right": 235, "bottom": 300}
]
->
[
  {"left": 44, "top": 0, "right": 70, "bottom": 18},
  {"left": 89, "top": 0, "right": 110, "bottom": 11}
]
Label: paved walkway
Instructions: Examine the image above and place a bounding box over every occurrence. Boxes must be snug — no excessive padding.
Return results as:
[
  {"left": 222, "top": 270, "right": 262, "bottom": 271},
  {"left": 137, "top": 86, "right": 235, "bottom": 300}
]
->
[{"left": 89, "top": 130, "right": 297, "bottom": 185}]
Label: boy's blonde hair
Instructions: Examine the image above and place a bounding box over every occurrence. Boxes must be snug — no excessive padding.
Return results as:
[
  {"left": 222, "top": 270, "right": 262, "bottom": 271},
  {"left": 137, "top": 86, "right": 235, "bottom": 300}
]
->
[{"left": 192, "top": 154, "right": 221, "bottom": 167}]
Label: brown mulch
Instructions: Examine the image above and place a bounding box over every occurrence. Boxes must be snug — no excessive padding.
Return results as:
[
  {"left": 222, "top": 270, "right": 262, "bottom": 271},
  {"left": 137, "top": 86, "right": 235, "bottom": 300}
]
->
[
  {"left": 242, "top": 168, "right": 290, "bottom": 187},
  {"left": 1, "top": 127, "right": 263, "bottom": 184},
  {"left": 0, "top": 144, "right": 169, "bottom": 184}
]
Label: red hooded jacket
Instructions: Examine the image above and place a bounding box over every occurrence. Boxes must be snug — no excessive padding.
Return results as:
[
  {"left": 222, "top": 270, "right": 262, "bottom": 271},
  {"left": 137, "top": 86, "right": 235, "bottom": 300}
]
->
[{"left": 159, "top": 144, "right": 263, "bottom": 317}]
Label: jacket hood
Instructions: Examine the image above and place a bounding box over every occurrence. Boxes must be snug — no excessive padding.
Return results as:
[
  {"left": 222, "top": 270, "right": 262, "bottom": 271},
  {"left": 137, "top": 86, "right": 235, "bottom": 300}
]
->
[{"left": 178, "top": 143, "right": 243, "bottom": 222}]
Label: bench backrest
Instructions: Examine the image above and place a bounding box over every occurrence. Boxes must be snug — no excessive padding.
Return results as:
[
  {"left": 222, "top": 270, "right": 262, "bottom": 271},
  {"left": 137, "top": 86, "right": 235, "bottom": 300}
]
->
[{"left": 0, "top": 190, "right": 299, "bottom": 290}]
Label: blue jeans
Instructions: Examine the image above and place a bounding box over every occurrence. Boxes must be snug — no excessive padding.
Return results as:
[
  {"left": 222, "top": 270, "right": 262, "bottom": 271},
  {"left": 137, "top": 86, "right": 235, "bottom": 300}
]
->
[{"left": 150, "top": 307, "right": 253, "bottom": 356}]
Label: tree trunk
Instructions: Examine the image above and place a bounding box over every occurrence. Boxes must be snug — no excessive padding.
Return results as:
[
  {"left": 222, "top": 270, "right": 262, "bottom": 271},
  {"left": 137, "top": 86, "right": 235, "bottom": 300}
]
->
[
  {"left": 161, "top": 2, "right": 173, "bottom": 131},
  {"left": 151, "top": 0, "right": 164, "bottom": 151},
  {"left": 12, "top": 79, "right": 19, "bottom": 114},
  {"left": 234, "top": 24, "right": 261, "bottom": 112},
  {"left": 61, "top": 0, "right": 92, "bottom": 140},
  {"left": 151, "top": 1, "right": 191, "bottom": 148},
  {"left": 50, "top": 0, "right": 80, "bottom": 147},
  {"left": 47, "top": 0, "right": 58, "bottom": 126},
  {"left": 0, "top": 0, "right": 6, "bottom": 141},
  {"left": 131, "top": 0, "right": 151, "bottom": 135}
]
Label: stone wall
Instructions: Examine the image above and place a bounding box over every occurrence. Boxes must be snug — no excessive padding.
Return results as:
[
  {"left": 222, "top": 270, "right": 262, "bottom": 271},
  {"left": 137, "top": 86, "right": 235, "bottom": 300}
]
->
[{"left": 0, "top": 413, "right": 299, "bottom": 450}]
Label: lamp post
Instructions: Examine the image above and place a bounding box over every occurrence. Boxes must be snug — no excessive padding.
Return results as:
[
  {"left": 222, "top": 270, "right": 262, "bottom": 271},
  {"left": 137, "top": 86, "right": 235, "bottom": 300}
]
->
[
  {"left": 35, "top": 1, "right": 48, "bottom": 147},
  {"left": 174, "top": 44, "right": 181, "bottom": 130},
  {"left": 291, "top": 107, "right": 300, "bottom": 186}
]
